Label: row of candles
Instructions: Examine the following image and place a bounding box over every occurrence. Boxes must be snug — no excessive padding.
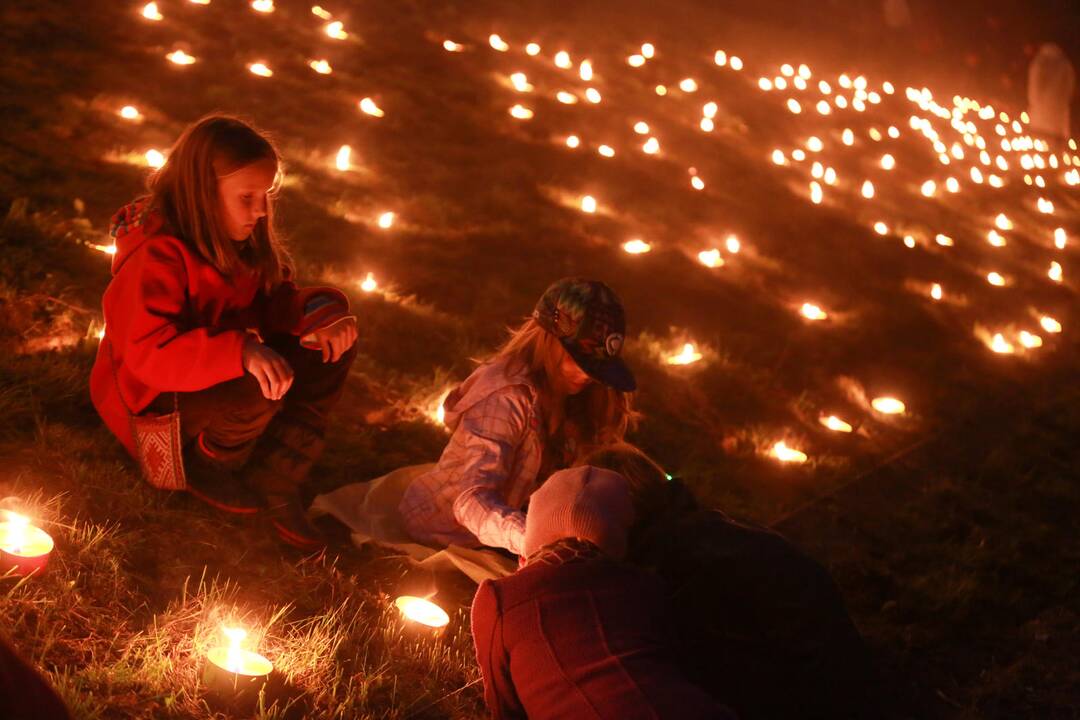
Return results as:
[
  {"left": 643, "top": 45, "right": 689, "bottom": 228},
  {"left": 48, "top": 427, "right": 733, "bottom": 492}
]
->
[
  {"left": 1, "top": 506, "right": 449, "bottom": 700},
  {"left": 122, "top": 7, "right": 1071, "bottom": 465}
]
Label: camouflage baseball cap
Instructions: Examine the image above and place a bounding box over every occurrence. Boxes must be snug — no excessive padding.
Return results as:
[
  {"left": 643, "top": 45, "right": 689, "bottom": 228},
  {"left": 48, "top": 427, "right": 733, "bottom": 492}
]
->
[{"left": 532, "top": 278, "right": 636, "bottom": 392}]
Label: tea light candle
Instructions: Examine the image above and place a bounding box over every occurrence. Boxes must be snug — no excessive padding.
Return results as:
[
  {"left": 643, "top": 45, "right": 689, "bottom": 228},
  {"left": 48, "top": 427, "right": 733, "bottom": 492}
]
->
[
  {"left": 203, "top": 626, "right": 273, "bottom": 702},
  {"left": 0, "top": 513, "right": 54, "bottom": 577},
  {"left": 395, "top": 596, "right": 450, "bottom": 631}
]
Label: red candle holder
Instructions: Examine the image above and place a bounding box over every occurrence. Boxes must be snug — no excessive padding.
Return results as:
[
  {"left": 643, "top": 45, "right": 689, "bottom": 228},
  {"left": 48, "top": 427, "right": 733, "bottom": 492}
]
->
[{"left": 0, "top": 515, "right": 54, "bottom": 577}]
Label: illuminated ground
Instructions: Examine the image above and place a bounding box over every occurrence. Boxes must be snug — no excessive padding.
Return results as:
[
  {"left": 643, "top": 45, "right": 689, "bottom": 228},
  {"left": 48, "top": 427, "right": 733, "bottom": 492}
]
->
[{"left": 0, "top": 0, "right": 1078, "bottom": 717}]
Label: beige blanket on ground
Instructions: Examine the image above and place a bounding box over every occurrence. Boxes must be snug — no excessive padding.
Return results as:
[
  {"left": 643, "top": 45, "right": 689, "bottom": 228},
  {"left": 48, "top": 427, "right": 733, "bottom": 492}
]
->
[{"left": 309, "top": 463, "right": 517, "bottom": 584}]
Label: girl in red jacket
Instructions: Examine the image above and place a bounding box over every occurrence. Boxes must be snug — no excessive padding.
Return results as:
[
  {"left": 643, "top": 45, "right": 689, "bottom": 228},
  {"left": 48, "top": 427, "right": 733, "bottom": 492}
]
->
[{"left": 90, "top": 114, "right": 358, "bottom": 549}]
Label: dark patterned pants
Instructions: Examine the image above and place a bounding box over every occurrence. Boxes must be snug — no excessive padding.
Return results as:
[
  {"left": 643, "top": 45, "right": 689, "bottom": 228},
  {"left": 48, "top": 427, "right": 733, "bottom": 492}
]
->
[{"left": 150, "top": 333, "right": 356, "bottom": 495}]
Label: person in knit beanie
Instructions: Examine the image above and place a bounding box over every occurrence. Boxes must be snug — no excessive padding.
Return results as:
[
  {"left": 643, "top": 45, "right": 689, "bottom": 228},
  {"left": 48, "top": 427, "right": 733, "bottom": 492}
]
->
[
  {"left": 470, "top": 466, "right": 734, "bottom": 719},
  {"left": 522, "top": 465, "right": 634, "bottom": 560}
]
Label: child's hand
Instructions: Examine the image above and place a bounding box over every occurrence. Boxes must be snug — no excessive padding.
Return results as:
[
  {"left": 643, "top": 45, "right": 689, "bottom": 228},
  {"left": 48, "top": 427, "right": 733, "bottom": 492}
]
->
[
  {"left": 242, "top": 337, "right": 294, "bottom": 400},
  {"left": 301, "top": 317, "right": 358, "bottom": 363}
]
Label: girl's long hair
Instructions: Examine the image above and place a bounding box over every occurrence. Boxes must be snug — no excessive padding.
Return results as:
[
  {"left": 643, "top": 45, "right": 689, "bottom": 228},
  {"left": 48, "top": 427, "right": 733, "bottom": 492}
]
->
[
  {"left": 487, "top": 318, "right": 639, "bottom": 456},
  {"left": 148, "top": 114, "right": 288, "bottom": 289}
]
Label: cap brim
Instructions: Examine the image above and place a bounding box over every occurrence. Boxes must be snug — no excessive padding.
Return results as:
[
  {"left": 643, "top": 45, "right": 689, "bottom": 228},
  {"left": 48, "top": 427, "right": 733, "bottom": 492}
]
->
[{"left": 569, "top": 348, "right": 637, "bottom": 392}]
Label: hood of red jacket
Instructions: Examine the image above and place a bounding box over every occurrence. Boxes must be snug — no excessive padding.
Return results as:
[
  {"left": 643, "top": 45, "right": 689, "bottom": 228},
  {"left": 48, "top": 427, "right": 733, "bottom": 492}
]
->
[{"left": 108, "top": 197, "right": 168, "bottom": 276}]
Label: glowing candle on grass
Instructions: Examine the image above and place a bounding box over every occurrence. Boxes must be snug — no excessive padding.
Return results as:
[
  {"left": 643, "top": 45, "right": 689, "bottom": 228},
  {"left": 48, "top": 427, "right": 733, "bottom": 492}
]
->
[
  {"left": 597, "top": 144, "right": 614, "bottom": 157},
  {"left": 994, "top": 213, "right": 1012, "bottom": 231},
  {"left": 442, "top": 40, "right": 464, "bottom": 52},
  {"left": 986, "top": 272, "right": 1005, "bottom": 286},
  {"left": 203, "top": 626, "right": 273, "bottom": 703},
  {"left": 557, "top": 91, "right": 578, "bottom": 104},
  {"left": 1040, "top": 315, "right": 1061, "bottom": 333},
  {"left": 987, "top": 230, "right": 1006, "bottom": 247},
  {"left": 509, "top": 73, "right": 532, "bottom": 92},
  {"left": 488, "top": 34, "right": 509, "bottom": 52},
  {"left": 1019, "top": 331, "right": 1043, "bottom": 349},
  {"left": 880, "top": 154, "right": 895, "bottom": 170},
  {"left": 509, "top": 104, "right": 533, "bottom": 119},
  {"left": 771, "top": 441, "right": 807, "bottom": 464},
  {"left": 525, "top": 43, "right": 540, "bottom": 56},
  {"left": 334, "top": 145, "right": 352, "bottom": 171},
  {"left": 1048, "top": 262, "right": 1063, "bottom": 282},
  {"left": 359, "top": 272, "right": 377, "bottom": 293},
  {"left": 0, "top": 512, "right": 54, "bottom": 576},
  {"left": 698, "top": 249, "right": 723, "bottom": 268},
  {"left": 579, "top": 60, "right": 593, "bottom": 82},
  {"left": 930, "top": 283, "right": 942, "bottom": 300},
  {"left": 691, "top": 176, "right": 705, "bottom": 190},
  {"left": 873, "top": 222, "right": 888, "bottom": 235},
  {"left": 377, "top": 212, "right": 395, "bottom": 229},
  {"left": 800, "top": 303, "right": 827, "bottom": 321},
  {"left": 861, "top": 180, "right": 875, "bottom": 199},
  {"left": 247, "top": 62, "right": 273, "bottom": 77},
  {"left": 554, "top": 51, "right": 572, "bottom": 69},
  {"left": 725, "top": 235, "right": 740, "bottom": 254},
  {"left": 309, "top": 59, "right": 332, "bottom": 74},
  {"left": 359, "top": 98, "right": 384, "bottom": 117},
  {"left": 145, "top": 149, "right": 166, "bottom": 168},
  {"left": 920, "top": 180, "right": 936, "bottom": 197},
  {"left": 666, "top": 343, "right": 703, "bottom": 365},
  {"left": 642, "top": 137, "right": 660, "bottom": 155},
  {"left": 623, "top": 239, "right": 651, "bottom": 254},
  {"left": 580, "top": 195, "right": 597, "bottom": 213},
  {"left": 628, "top": 54, "right": 645, "bottom": 67},
  {"left": 989, "top": 333, "right": 1014, "bottom": 354},
  {"left": 1054, "top": 228, "right": 1067, "bottom": 249},
  {"left": 142, "top": 2, "right": 163, "bottom": 20},
  {"left": 251, "top": 0, "right": 273, "bottom": 12},
  {"left": 819, "top": 416, "right": 853, "bottom": 433},
  {"left": 167, "top": 50, "right": 196, "bottom": 65},
  {"left": 325, "top": 21, "right": 347, "bottom": 39},
  {"left": 119, "top": 105, "right": 142, "bottom": 121},
  {"left": 395, "top": 596, "right": 450, "bottom": 629},
  {"left": 871, "top": 397, "right": 905, "bottom": 415},
  {"left": 565, "top": 135, "right": 580, "bottom": 149}
]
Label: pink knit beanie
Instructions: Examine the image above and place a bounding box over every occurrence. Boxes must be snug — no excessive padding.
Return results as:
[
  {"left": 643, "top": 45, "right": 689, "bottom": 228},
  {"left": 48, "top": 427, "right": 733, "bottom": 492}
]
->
[{"left": 523, "top": 466, "right": 634, "bottom": 559}]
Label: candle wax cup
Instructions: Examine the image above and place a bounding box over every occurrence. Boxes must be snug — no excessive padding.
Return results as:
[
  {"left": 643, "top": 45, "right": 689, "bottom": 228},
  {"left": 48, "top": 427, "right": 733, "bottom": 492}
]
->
[
  {"left": 206, "top": 647, "right": 273, "bottom": 677},
  {"left": 202, "top": 647, "right": 273, "bottom": 708},
  {"left": 0, "top": 522, "right": 54, "bottom": 576},
  {"left": 395, "top": 596, "right": 450, "bottom": 629}
]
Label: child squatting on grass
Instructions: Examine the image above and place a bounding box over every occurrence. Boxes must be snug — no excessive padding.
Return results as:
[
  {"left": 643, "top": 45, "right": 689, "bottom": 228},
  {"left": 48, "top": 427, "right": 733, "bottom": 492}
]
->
[
  {"left": 470, "top": 465, "right": 735, "bottom": 719},
  {"left": 89, "top": 114, "right": 358, "bottom": 550},
  {"left": 398, "top": 278, "right": 637, "bottom": 557}
]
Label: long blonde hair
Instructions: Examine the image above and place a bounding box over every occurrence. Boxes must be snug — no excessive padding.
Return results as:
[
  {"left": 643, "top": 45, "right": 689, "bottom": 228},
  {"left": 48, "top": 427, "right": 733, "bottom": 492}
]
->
[
  {"left": 488, "top": 318, "right": 639, "bottom": 456},
  {"left": 148, "top": 114, "right": 288, "bottom": 290}
]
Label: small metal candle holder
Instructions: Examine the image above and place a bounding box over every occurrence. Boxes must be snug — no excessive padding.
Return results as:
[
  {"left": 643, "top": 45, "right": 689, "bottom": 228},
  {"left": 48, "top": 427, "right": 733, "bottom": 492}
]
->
[{"left": 202, "top": 627, "right": 274, "bottom": 708}]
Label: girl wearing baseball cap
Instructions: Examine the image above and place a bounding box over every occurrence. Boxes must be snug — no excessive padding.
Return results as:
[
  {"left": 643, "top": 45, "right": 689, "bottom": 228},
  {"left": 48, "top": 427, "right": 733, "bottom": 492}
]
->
[{"left": 397, "top": 278, "right": 638, "bottom": 556}]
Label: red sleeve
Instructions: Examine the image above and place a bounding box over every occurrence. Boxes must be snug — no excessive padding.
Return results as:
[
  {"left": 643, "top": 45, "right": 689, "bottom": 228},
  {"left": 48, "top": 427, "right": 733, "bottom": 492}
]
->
[
  {"left": 471, "top": 581, "right": 526, "bottom": 720},
  {"left": 122, "top": 240, "right": 247, "bottom": 392},
  {"left": 258, "top": 280, "right": 353, "bottom": 343}
]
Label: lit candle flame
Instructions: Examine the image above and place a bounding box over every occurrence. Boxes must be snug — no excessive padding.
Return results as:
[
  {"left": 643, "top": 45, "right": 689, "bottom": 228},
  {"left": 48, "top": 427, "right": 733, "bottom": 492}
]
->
[
  {"left": 772, "top": 441, "right": 807, "bottom": 464},
  {"left": 359, "top": 98, "right": 384, "bottom": 117},
  {"left": 166, "top": 50, "right": 196, "bottom": 65},
  {"left": 509, "top": 104, "right": 533, "bottom": 119},
  {"left": 1018, "top": 331, "right": 1042, "bottom": 349},
  {"left": 377, "top": 212, "right": 395, "bottom": 229},
  {"left": 725, "top": 235, "right": 740, "bottom": 254},
  {"left": 800, "top": 303, "right": 827, "bottom": 320},
  {"left": 698, "top": 249, "right": 723, "bottom": 268},
  {"left": 222, "top": 626, "right": 247, "bottom": 673},
  {"left": 119, "top": 105, "right": 142, "bottom": 121},
  {"left": 819, "top": 415, "right": 853, "bottom": 433},
  {"left": 871, "top": 397, "right": 905, "bottom": 415},
  {"left": 994, "top": 213, "right": 1012, "bottom": 231},
  {"left": 623, "top": 239, "right": 651, "bottom": 254},
  {"left": 442, "top": 40, "right": 464, "bottom": 52},
  {"left": 1048, "top": 261, "right": 1063, "bottom": 282},
  {"left": 359, "top": 272, "right": 377, "bottom": 293},
  {"left": 335, "top": 145, "right": 351, "bottom": 171},
  {"left": 3, "top": 513, "right": 30, "bottom": 555},
  {"left": 395, "top": 596, "right": 450, "bottom": 628},
  {"left": 250, "top": 0, "right": 273, "bottom": 12},
  {"left": 145, "top": 149, "right": 165, "bottom": 168},
  {"left": 861, "top": 180, "right": 875, "bottom": 199},
  {"left": 666, "top": 343, "right": 703, "bottom": 365},
  {"left": 580, "top": 195, "right": 597, "bottom": 213},
  {"left": 930, "top": 283, "right": 942, "bottom": 300},
  {"left": 986, "top": 272, "right": 1005, "bottom": 287},
  {"left": 989, "top": 333, "right": 1014, "bottom": 354},
  {"left": 325, "top": 21, "right": 347, "bottom": 39},
  {"left": 1039, "top": 316, "right": 1061, "bottom": 334},
  {"left": 247, "top": 62, "right": 273, "bottom": 78},
  {"left": 142, "top": 2, "right": 163, "bottom": 20},
  {"left": 309, "top": 59, "right": 332, "bottom": 74},
  {"left": 488, "top": 34, "right": 509, "bottom": 52}
]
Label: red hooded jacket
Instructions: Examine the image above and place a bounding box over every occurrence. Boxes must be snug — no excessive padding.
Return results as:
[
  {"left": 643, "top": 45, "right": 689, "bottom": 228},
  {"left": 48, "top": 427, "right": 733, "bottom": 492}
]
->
[{"left": 90, "top": 198, "right": 351, "bottom": 456}]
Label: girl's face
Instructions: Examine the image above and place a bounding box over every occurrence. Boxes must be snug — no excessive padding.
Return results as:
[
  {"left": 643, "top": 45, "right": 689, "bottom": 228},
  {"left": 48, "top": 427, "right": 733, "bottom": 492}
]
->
[
  {"left": 556, "top": 345, "right": 593, "bottom": 395},
  {"left": 217, "top": 159, "right": 277, "bottom": 241}
]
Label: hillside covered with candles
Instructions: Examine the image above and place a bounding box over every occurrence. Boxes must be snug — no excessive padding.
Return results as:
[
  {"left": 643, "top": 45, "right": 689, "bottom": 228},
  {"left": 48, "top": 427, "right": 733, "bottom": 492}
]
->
[{"left": 1, "top": 0, "right": 1078, "bottom": 717}]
